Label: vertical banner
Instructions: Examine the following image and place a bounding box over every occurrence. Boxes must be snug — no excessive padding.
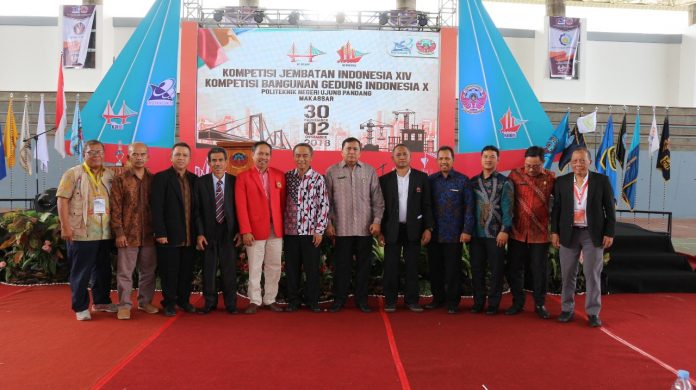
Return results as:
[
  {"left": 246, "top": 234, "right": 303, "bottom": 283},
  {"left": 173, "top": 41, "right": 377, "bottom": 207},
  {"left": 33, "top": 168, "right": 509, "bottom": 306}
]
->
[
  {"left": 62, "top": 5, "right": 96, "bottom": 69},
  {"left": 548, "top": 16, "right": 581, "bottom": 79}
]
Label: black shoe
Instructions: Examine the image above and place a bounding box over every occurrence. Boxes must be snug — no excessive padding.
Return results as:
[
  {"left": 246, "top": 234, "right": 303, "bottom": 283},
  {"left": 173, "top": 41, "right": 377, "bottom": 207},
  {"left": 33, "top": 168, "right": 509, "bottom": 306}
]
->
[
  {"left": 309, "top": 305, "right": 322, "bottom": 313},
  {"left": 198, "top": 305, "right": 216, "bottom": 314},
  {"left": 407, "top": 304, "right": 424, "bottom": 313},
  {"left": 485, "top": 306, "right": 499, "bottom": 315},
  {"left": 285, "top": 303, "right": 300, "bottom": 312},
  {"left": 557, "top": 311, "right": 574, "bottom": 323},
  {"left": 535, "top": 305, "right": 550, "bottom": 319},
  {"left": 177, "top": 303, "right": 196, "bottom": 313},
  {"left": 384, "top": 304, "right": 396, "bottom": 313},
  {"left": 505, "top": 306, "right": 524, "bottom": 316},
  {"left": 588, "top": 315, "right": 602, "bottom": 327},
  {"left": 470, "top": 304, "right": 484, "bottom": 313},
  {"left": 164, "top": 306, "right": 176, "bottom": 317},
  {"left": 447, "top": 306, "right": 459, "bottom": 314},
  {"left": 225, "top": 307, "right": 238, "bottom": 314},
  {"left": 329, "top": 301, "right": 343, "bottom": 313},
  {"left": 424, "top": 301, "right": 444, "bottom": 310},
  {"left": 358, "top": 303, "right": 372, "bottom": 313}
]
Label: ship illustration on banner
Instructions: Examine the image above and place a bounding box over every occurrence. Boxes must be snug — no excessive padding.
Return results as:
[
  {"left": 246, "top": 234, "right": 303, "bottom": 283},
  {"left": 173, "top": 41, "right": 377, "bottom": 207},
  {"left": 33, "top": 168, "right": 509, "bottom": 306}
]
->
[
  {"left": 79, "top": 0, "right": 180, "bottom": 155},
  {"left": 337, "top": 41, "right": 367, "bottom": 63},
  {"left": 457, "top": 0, "right": 552, "bottom": 153}
]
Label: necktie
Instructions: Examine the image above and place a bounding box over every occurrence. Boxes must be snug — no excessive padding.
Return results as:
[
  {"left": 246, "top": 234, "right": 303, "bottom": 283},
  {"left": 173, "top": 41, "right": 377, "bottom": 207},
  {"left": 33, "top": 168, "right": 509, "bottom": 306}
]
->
[{"left": 215, "top": 179, "right": 224, "bottom": 223}]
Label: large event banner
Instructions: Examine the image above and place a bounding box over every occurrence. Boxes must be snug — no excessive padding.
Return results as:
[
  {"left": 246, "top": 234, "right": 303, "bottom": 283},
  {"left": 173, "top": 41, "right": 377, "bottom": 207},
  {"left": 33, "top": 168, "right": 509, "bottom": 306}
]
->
[
  {"left": 548, "top": 17, "right": 581, "bottom": 79},
  {"left": 196, "top": 29, "right": 440, "bottom": 154},
  {"left": 62, "top": 5, "right": 96, "bottom": 69}
]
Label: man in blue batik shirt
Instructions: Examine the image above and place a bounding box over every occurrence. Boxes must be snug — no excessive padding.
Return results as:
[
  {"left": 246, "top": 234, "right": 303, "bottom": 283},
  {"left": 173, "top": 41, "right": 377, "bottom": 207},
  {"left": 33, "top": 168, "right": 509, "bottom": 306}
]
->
[
  {"left": 426, "top": 146, "right": 475, "bottom": 314},
  {"left": 470, "top": 145, "right": 514, "bottom": 315}
]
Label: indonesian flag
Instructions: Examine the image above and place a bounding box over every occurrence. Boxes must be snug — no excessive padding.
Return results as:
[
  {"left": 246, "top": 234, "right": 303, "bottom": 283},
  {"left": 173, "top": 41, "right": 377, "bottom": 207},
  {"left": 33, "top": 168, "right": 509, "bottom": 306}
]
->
[{"left": 54, "top": 52, "right": 67, "bottom": 158}]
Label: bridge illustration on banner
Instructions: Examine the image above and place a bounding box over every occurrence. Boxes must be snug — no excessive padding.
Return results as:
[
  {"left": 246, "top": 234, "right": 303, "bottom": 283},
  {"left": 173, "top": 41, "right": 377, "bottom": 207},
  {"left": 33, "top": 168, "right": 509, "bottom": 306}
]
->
[
  {"left": 287, "top": 43, "right": 325, "bottom": 62},
  {"left": 197, "top": 113, "right": 291, "bottom": 150},
  {"left": 361, "top": 109, "right": 434, "bottom": 153},
  {"left": 102, "top": 100, "right": 138, "bottom": 130}
]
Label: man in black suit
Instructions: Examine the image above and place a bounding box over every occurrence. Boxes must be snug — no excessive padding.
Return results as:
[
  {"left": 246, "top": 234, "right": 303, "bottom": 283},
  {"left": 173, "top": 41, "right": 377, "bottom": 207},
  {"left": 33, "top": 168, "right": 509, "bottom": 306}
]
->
[
  {"left": 195, "top": 147, "right": 240, "bottom": 314},
  {"left": 551, "top": 146, "right": 615, "bottom": 327},
  {"left": 379, "top": 144, "right": 434, "bottom": 312},
  {"left": 151, "top": 142, "right": 198, "bottom": 317}
]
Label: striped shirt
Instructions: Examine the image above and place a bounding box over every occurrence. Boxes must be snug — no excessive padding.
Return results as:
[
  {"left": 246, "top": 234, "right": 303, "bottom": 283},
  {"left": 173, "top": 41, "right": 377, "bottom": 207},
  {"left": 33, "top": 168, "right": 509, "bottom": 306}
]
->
[{"left": 325, "top": 161, "right": 385, "bottom": 237}]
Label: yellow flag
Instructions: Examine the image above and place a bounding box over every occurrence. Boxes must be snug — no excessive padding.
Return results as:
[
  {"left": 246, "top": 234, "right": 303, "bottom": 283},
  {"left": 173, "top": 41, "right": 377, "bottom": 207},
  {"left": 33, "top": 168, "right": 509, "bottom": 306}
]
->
[{"left": 4, "top": 98, "right": 18, "bottom": 168}]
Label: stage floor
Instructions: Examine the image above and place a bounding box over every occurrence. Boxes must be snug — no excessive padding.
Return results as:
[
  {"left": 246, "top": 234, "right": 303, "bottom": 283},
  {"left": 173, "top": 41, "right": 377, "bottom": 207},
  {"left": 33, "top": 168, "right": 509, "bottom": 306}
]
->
[{"left": 1, "top": 285, "right": 694, "bottom": 389}]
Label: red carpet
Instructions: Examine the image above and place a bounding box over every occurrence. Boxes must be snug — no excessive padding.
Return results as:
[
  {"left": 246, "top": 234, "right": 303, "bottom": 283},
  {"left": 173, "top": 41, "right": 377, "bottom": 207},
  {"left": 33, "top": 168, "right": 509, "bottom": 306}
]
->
[{"left": 1, "top": 285, "right": 694, "bottom": 389}]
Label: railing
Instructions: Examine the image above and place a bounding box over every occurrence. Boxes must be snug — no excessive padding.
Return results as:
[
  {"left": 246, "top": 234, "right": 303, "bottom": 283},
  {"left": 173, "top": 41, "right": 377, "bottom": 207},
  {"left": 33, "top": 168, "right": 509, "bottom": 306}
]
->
[
  {"left": 616, "top": 209, "right": 673, "bottom": 237},
  {"left": 0, "top": 198, "right": 35, "bottom": 211}
]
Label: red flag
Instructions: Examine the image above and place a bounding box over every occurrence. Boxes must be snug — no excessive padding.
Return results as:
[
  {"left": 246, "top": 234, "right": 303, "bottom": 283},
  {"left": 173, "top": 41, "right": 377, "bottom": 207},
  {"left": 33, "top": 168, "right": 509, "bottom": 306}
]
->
[{"left": 55, "top": 52, "right": 67, "bottom": 157}]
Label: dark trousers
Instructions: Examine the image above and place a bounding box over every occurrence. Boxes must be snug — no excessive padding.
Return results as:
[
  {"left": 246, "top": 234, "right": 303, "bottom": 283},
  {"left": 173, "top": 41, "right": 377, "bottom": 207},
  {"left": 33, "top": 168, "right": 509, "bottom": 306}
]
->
[
  {"left": 427, "top": 241, "right": 463, "bottom": 309},
  {"left": 333, "top": 236, "right": 373, "bottom": 306},
  {"left": 507, "top": 239, "right": 549, "bottom": 308},
  {"left": 202, "top": 224, "right": 237, "bottom": 309},
  {"left": 383, "top": 224, "right": 421, "bottom": 306},
  {"left": 157, "top": 245, "right": 195, "bottom": 309},
  {"left": 284, "top": 235, "right": 321, "bottom": 307},
  {"left": 470, "top": 237, "right": 506, "bottom": 308},
  {"left": 68, "top": 239, "right": 113, "bottom": 312}
]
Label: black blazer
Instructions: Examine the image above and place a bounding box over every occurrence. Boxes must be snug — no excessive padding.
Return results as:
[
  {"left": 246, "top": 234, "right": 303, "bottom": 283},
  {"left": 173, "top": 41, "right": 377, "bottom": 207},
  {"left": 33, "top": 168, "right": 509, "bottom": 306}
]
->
[
  {"left": 194, "top": 173, "right": 238, "bottom": 239},
  {"left": 151, "top": 166, "right": 197, "bottom": 246},
  {"left": 550, "top": 171, "right": 616, "bottom": 247},
  {"left": 379, "top": 169, "right": 434, "bottom": 244}
]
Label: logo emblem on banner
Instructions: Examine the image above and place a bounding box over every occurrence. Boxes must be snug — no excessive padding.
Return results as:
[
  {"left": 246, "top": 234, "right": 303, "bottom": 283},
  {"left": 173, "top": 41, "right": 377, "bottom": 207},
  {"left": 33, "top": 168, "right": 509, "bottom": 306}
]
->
[
  {"left": 147, "top": 78, "right": 176, "bottom": 106},
  {"left": 416, "top": 39, "right": 436, "bottom": 55},
  {"left": 288, "top": 42, "right": 325, "bottom": 63},
  {"left": 102, "top": 101, "right": 138, "bottom": 130},
  {"left": 460, "top": 84, "right": 487, "bottom": 114},
  {"left": 390, "top": 39, "right": 413, "bottom": 55},
  {"left": 559, "top": 33, "right": 572, "bottom": 46},
  {"left": 337, "top": 41, "right": 367, "bottom": 63},
  {"left": 498, "top": 108, "right": 525, "bottom": 138}
]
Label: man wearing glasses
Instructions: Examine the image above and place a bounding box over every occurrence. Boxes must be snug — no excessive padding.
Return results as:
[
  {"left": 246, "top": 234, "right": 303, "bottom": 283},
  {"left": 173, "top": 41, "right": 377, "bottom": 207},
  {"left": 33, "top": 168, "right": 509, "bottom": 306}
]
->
[
  {"left": 506, "top": 146, "right": 556, "bottom": 319},
  {"left": 57, "top": 140, "right": 116, "bottom": 321}
]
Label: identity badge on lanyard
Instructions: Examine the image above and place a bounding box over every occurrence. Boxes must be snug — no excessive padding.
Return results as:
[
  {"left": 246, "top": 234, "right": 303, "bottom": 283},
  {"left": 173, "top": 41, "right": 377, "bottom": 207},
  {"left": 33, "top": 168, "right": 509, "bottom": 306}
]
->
[
  {"left": 573, "top": 179, "right": 588, "bottom": 224},
  {"left": 84, "top": 162, "right": 106, "bottom": 214},
  {"left": 93, "top": 197, "right": 106, "bottom": 214}
]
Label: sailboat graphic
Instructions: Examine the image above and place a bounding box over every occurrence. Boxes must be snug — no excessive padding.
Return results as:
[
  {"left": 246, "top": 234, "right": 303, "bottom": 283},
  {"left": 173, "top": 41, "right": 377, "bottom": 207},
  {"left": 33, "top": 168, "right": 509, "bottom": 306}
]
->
[
  {"left": 102, "top": 100, "right": 138, "bottom": 130},
  {"left": 457, "top": 0, "right": 552, "bottom": 153},
  {"left": 287, "top": 43, "right": 325, "bottom": 62},
  {"left": 337, "top": 41, "right": 367, "bottom": 63}
]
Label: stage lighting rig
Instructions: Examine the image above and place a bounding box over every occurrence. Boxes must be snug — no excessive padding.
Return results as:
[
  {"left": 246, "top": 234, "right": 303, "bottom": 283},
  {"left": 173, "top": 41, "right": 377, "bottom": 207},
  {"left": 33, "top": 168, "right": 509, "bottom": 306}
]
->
[
  {"left": 288, "top": 11, "right": 300, "bottom": 25},
  {"left": 213, "top": 9, "right": 223, "bottom": 22}
]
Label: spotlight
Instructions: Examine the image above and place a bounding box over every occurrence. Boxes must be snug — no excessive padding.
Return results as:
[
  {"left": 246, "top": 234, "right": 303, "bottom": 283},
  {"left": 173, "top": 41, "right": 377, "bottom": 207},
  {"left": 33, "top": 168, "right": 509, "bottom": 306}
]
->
[
  {"left": 417, "top": 12, "right": 428, "bottom": 27},
  {"left": 213, "top": 9, "right": 223, "bottom": 22},
  {"left": 379, "top": 12, "right": 388, "bottom": 26},
  {"left": 288, "top": 11, "right": 300, "bottom": 25},
  {"left": 336, "top": 12, "right": 345, "bottom": 24},
  {"left": 253, "top": 10, "right": 264, "bottom": 24}
]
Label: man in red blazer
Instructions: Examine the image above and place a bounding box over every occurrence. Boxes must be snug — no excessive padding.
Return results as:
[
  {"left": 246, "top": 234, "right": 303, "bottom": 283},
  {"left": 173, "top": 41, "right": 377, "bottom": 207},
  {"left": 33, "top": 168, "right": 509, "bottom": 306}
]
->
[{"left": 236, "top": 141, "right": 287, "bottom": 314}]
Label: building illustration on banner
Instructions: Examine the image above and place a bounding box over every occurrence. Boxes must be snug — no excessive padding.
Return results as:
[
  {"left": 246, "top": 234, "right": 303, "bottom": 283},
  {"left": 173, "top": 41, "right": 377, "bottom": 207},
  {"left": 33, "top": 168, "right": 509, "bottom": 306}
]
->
[{"left": 361, "top": 109, "right": 434, "bottom": 153}]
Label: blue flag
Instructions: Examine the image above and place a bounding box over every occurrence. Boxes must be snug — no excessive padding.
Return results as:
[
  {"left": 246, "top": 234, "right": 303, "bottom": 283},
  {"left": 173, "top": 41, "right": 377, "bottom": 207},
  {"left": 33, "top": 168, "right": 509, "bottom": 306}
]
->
[
  {"left": 0, "top": 123, "right": 6, "bottom": 180},
  {"left": 543, "top": 112, "right": 569, "bottom": 169},
  {"left": 596, "top": 114, "right": 618, "bottom": 201},
  {"left": 558, "top": 124, "right": 586, "bottom": 172},
  {"left": 622, "top": 112, "right": 641, "bottom": 210},
  {"left": 69, "top": 101, "right": 83, "bottom": 162}
]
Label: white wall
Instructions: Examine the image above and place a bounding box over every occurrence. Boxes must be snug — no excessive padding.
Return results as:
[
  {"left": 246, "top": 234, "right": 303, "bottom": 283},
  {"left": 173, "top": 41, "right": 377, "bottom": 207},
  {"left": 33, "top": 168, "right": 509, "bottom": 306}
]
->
[{"left": 0, "top": 20, "right": 691, "bottom": 108}]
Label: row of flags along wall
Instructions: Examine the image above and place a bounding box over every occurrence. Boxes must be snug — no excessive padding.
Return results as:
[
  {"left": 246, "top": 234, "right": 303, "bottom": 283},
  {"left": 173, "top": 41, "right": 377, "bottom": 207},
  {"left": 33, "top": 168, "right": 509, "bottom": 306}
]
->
[
  {"left": 543, "top": 107, "right": 671, "bottom": 211},
  {"left": 0, "top": 51, "right": 84, "bottom": 181}
]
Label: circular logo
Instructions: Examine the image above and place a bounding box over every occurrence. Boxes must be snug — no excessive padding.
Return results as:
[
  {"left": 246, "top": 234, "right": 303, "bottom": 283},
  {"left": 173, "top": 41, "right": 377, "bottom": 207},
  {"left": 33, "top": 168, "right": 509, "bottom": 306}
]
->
[
  {"left": 73, "top": 22, "right": 86, "bottom": 35},
  {"left": 459, "top": 84, "right": 487, "bottom": 114},
  {"left": 415, "top": 39, "right": 436, "bottom": 55},
  {"left": 230, "top": 152, "right": 247, "bottom": 168},
  {"left": 559, "top": 33, "right": 571, "bottom": 46}
]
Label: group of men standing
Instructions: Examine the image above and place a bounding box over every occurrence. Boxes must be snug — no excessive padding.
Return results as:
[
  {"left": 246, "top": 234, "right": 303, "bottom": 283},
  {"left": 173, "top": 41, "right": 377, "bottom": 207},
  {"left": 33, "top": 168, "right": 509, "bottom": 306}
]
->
[{"left": 57, "top": 137, "right": 615, "bottom": 327}]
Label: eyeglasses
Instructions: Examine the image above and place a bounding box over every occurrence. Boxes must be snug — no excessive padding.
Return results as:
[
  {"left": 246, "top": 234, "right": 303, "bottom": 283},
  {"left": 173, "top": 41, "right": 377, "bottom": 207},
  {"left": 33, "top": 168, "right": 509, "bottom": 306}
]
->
[{"left": 86, "top": 150, "right": 104, "bottom": 156}]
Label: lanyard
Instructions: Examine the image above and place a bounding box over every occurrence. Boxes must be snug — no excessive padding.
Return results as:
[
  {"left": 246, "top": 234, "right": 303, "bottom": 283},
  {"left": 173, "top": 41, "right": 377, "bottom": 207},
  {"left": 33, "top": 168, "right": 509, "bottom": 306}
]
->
[
  {"left": 573, "top": 177, "right": 588, "bottom": 206},
  {"left": 83, "top": 162, "right": 104, "bottom": 196}
]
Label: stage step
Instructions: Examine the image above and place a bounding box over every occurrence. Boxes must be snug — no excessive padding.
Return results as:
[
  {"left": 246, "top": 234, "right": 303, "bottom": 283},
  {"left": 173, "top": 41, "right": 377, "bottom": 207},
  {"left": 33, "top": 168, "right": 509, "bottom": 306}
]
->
[
  {"left": 608, "top": 252, "right": 691, "bottom": 270},
  {"left": 606, "top": 269, "right": 696, "bottom": 293}
]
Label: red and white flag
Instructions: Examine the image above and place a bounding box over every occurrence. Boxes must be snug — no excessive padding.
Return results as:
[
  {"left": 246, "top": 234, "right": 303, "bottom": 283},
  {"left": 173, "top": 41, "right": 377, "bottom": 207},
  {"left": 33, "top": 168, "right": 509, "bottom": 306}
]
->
[{"left": 54, "top": 52, "right": 67, "bottom": 158}]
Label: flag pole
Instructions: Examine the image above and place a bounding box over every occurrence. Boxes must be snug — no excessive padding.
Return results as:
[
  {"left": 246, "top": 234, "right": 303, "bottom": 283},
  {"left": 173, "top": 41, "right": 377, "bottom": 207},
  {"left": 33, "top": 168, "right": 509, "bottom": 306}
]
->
[
  {"left": 8, "top": 93, "right": 14, "bottom": 209},
  {"left": 648, "top": 106, "right": 655, "bottom": 224},
  {"left": 663, "top": 106, "right": 669, "bottom": 212}
]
